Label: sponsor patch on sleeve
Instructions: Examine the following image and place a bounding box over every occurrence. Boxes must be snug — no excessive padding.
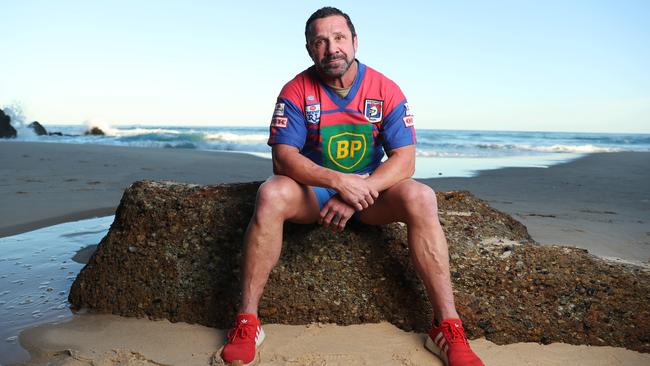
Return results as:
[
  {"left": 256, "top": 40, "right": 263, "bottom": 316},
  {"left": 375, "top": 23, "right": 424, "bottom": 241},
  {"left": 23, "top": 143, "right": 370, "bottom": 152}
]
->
[
  {"left": 273, "top": 102, "right": 285, "bottom": 117},
  {"left": 404, "top": 103, "right": 413, "bottom": 116},
  {"left": 271, "top": 116, "right": 288, "bottom": 128},
  {"left": 403, "top": 116, "right": 414, "bottom": 127}
]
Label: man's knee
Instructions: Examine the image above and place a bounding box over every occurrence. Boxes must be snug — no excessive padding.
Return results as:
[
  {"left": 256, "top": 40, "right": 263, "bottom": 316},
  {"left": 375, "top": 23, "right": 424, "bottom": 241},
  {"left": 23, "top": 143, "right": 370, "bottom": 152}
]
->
[
  {"left": 400, "top": 181, "right": 439, "bottom": 218},
  {"left": 254, "top": 175, "right": 301, "bottom": 218}
]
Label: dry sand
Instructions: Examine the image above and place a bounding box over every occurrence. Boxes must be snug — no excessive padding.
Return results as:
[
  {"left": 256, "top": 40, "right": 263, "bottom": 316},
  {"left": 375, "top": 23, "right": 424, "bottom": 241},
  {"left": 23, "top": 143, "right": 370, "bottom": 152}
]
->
[
  {"left": 16, "top": 315, "right": 650, "bottom": 366},
  {"left": 1, "top": 141, "right": 649, "bottom": 365}
]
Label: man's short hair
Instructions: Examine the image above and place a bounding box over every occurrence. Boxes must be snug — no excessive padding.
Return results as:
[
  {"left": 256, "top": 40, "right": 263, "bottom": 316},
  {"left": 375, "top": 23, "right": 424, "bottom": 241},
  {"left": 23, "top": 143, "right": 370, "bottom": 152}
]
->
[{"left": 305, "top": 7, "right": 357, "bottom": 43}]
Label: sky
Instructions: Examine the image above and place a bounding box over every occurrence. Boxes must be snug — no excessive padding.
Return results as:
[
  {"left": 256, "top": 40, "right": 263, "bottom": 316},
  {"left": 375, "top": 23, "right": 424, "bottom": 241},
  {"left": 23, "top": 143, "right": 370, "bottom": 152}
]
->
[{"left": 1, "top": 0, "right": 649, "bottom": 133}]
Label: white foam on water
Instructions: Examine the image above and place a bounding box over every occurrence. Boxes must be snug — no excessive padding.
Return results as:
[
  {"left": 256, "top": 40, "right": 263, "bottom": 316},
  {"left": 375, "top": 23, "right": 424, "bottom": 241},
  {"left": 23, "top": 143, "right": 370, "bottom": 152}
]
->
[
  {"left": 111, "top": 128, "right": 184, "bottom": 136},
  {"left": 204, "top": 132, "right": 268, "bottom": 142},
  {"left": 415, "top": 150, "right": 466, "bottom": 158},
  {"left": 82, "top": 119, "right": 120, "bottom": 135},
  {"left": 483, "top": 143, "right": 624, "bottom": 153}
]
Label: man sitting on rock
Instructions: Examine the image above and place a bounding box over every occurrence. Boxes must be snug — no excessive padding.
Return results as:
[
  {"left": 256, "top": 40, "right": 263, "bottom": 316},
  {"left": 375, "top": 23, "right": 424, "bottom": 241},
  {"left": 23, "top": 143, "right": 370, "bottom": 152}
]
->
[{"left": 220, "top": 7, "right": 484, "bottom": 366}]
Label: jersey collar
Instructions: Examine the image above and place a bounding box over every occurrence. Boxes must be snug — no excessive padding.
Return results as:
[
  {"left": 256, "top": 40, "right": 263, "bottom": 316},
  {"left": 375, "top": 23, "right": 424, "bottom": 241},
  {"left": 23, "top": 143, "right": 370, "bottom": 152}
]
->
[{"left": 317, "top": 60, "right": 366, "bottom": 110}]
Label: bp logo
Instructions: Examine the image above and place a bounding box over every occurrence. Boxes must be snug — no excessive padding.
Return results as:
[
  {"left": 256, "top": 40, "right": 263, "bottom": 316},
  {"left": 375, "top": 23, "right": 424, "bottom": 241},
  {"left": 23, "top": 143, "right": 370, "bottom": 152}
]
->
[{"left": 322, "top": 124, "right": 373, "bottom": 171}]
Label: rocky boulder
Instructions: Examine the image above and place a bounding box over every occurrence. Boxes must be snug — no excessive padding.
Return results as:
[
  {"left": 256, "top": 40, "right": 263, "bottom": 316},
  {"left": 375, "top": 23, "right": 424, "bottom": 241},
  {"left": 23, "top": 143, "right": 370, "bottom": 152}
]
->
[
  {"left": 0, "top": 109, "right": 17, "bottom": 138},
  {"left": 69, "top": 181, "right": 650, "bottom": 352},
  {"left": 28, "top": 121, "right": 48, "bottom": 135},
  {"left": 84, "top": 127, "right": 105, "bottom": 135}
]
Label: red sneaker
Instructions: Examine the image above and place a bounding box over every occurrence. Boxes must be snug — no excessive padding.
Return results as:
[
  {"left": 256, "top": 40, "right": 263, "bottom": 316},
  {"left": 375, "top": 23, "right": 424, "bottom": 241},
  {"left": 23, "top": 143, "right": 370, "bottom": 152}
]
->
[
  {"left": 426, "top": 318, "right": 484, "bottom": 366},
  {"left": 220, "top": 313, "right": 265, "bottom": 366}
]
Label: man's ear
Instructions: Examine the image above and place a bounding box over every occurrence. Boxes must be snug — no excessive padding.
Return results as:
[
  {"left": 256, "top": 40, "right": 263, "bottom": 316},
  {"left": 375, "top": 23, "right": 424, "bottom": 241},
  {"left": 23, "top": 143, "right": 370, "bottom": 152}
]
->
[{"left": 353, "top": 36, "right": 358, "bottom": 52}]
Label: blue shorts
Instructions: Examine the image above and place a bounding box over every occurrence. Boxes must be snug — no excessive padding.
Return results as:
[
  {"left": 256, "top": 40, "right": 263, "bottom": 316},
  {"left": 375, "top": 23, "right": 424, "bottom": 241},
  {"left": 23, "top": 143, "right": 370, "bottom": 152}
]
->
[
  {"left": 310, "top": 186, "right": 362, "bottom": 221},
  {"left": 311, "top": 186, "right": 339, "bottom": 209}
]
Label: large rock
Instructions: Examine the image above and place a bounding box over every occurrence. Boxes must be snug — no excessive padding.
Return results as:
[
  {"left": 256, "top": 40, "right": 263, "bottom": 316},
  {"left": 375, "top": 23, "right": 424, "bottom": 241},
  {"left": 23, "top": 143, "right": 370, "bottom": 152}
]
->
[
  {"left": 0, "top": 109, "right": 17, "bottom": 138},
  {"left": 28, "top": 121, "right": 48, "bottom": 135},
  {"left": 69, "top": 181, "right": 650, "bottom": 352}
]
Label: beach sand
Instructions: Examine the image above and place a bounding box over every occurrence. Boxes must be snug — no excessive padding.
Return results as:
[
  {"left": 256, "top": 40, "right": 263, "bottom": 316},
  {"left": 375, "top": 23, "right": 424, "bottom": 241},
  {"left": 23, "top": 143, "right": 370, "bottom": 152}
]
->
[
  {"left": 0, "top": 141, "right": 272, "bottom": 238},
  {"left": 1, "top": 141, "right": 649, "bottom": 365},
  {"left": 16, "top": 315, "right": 650, "bottom": 366}
]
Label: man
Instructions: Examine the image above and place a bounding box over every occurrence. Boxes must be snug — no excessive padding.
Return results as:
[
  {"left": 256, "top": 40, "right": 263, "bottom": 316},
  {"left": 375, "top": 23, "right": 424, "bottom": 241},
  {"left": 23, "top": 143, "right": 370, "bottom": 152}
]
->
[{"left": 220, "top": 7, "right": 484, "bottom": 366}]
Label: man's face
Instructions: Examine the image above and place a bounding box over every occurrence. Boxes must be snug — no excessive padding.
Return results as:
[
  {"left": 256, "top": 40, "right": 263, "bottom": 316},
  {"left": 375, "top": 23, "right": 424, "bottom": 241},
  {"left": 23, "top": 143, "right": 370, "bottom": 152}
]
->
[{"left": 306, "top": 15, "right": 357, "bottom": 79}]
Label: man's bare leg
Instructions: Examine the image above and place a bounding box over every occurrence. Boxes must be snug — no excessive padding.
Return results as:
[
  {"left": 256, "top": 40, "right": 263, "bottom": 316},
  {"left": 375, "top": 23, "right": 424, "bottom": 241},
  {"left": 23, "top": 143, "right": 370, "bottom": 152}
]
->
[
  {"left": 359, "top": 179, "right": 458, "bottom": 322},
  {"left": 239, "top": 175, "right": 321, "bottom": 315}
]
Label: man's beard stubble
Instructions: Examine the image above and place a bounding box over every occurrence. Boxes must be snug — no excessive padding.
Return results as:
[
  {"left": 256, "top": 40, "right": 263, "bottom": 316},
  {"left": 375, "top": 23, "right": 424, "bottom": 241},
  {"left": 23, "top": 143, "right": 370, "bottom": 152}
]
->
[{"left": 318, "top": 54, "right": 354, "bottom": 78}]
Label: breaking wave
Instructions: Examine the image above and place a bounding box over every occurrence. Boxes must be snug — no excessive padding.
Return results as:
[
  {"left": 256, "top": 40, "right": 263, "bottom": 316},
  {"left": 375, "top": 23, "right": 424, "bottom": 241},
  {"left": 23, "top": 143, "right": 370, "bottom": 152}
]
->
[
  {"left": 476, "top": 143, "right": 623, "bottom": 153},
  {"left": 11, "top": 124, "right": 650, "bottom": 159}
]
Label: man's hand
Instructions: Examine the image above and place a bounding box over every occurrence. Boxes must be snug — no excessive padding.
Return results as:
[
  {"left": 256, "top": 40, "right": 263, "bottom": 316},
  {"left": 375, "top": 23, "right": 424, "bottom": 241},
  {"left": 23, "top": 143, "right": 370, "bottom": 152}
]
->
[
  {"left": 319, "top": 196, "right": 356, "bottom": 232},
  {"left": 334, "top": 173, "right": 379, "bottom": 211}
]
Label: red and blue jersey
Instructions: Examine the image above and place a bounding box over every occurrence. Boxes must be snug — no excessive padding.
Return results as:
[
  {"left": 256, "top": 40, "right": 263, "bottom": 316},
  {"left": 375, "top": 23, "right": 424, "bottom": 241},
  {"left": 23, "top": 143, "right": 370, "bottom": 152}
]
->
[{"left": 268, "top": 61, "right": 416, "bottom": 174}]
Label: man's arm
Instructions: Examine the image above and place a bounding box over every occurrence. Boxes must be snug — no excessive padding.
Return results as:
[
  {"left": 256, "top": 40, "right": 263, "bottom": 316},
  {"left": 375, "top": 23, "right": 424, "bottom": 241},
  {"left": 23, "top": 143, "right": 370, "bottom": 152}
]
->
[
  {"left": 365, "top": 145, "right": 416, "bottom": 192},
  {"left": 319, "top": 145, "right": 415, "bottom": 232},
  {"left": 272, "top": 144, "right": 378, "bottom": 210}
]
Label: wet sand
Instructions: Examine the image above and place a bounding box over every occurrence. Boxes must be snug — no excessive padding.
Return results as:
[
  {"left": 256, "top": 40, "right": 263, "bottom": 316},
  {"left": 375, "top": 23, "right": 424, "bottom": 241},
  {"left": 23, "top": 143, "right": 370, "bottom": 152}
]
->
[
  {"left": 0, "top": 141, "right": 272, "bottom": 238},
  {"left": 426, "top": 151, "right": 650, "bottom": 263}
]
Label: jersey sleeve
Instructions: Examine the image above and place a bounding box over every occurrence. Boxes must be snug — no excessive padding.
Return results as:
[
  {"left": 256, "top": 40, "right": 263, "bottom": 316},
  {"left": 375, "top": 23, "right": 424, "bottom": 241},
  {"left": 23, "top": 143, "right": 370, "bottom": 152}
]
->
[
  {"left": 267, "top": 74, "right": 309, "bottom": 149},
  {"left": 380, "top": 81, "right": 416, "bottom": 151},
  {"left": 267, "top": 97, "right": 307, "bottom": 149}
]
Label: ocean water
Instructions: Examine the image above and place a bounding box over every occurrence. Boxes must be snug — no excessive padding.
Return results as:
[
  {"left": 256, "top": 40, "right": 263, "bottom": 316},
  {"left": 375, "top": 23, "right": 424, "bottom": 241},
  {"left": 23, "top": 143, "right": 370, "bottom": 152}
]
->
[{"left": 8, "top": 123, "right": 650, "bottom": 178}]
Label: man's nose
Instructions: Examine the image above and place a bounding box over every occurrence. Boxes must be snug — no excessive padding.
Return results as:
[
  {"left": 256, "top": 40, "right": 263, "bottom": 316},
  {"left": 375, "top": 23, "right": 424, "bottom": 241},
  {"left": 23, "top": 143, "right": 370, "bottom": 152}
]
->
[{"left": 326, "top": 38, "right": 338, "bottom": 55}]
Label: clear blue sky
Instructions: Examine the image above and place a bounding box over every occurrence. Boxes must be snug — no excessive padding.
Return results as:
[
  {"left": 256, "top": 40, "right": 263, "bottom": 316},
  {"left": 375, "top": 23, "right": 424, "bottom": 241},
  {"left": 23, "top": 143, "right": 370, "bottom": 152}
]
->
[{"left": 2, "top": 0, "right": 649, "bottom": 132}]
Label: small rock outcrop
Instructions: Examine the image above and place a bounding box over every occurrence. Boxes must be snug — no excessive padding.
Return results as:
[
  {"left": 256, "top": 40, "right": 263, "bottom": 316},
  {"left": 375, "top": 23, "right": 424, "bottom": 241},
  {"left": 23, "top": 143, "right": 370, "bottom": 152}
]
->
[
  {"left": 84, "top": 127, "right": 105, "bottom": 135},
  {"left": 28, "top": 121, "right": 48, "bottom": 135},
  {"left": 69, "top": 181, "right": 650, "bottom": 352},
  {"left": 0, "top": 109, "right": 17, "bottom": 138}
]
